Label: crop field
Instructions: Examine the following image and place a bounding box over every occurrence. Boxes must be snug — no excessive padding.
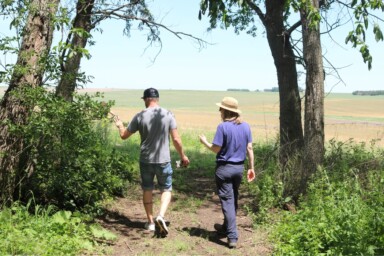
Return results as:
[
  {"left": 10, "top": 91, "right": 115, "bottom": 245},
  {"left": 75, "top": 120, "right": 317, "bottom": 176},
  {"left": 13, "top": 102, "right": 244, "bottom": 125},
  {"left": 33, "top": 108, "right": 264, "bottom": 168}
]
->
[
  {"left": 92, "top": 89, "right": 384, "bottom": 147},
  {"left": 1, "top": 87, "right": 383, "bottom": 146}
]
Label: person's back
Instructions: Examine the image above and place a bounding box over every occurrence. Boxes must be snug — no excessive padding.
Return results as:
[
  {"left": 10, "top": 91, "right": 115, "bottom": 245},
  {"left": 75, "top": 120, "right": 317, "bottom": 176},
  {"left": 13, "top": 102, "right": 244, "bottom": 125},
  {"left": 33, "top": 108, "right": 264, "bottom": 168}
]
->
[
  {"left": 129, "top": 106, "right": 176, "bottom": 164},
  {"left": 214, "top": 121, "right": 251, "bottom": 164},
  {"left": 113, "top": 87, "right": 189, "bottom": 237}
]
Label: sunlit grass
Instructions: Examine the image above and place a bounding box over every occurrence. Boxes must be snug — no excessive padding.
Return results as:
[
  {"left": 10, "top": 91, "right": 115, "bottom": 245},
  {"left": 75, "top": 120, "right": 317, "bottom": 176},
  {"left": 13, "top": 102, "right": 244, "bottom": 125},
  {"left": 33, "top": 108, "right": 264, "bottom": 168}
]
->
[
  {"left": 170, "top": 195, "right": 205, "bottom": 213},
  {"left": 0, "top": 201, "right": 114, "bottom": 255}
]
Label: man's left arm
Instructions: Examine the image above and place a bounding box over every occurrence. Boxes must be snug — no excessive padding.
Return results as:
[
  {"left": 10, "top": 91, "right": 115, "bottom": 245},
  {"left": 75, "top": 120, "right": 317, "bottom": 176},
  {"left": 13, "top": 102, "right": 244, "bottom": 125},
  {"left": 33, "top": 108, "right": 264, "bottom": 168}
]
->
[{"left": 170, "top": 128, "right": 190, "bottom": 167}]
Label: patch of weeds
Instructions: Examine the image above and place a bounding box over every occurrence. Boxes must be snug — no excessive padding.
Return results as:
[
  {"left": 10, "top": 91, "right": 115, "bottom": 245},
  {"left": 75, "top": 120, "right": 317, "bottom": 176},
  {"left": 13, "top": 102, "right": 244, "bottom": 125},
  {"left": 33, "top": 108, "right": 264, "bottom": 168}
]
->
[
  {"left": 171, "top": 194, "right": 204, "bottom": 213},
  {"left": 0, "top": 201, "right": 116, "bottom": 255},
  {"left": 272, "top": 168, "right": 384, "bottom": 255},
  {"left": 169, "top": 239, "right": 192, "bottom": 253}
]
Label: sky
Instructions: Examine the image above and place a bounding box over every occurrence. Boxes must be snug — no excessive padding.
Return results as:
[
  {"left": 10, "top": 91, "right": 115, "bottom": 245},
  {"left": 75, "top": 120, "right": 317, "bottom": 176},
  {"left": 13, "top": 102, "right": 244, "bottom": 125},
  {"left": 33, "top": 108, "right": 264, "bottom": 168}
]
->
[{"left": 1, "top": 1, "right": 383, "bottom": 93}]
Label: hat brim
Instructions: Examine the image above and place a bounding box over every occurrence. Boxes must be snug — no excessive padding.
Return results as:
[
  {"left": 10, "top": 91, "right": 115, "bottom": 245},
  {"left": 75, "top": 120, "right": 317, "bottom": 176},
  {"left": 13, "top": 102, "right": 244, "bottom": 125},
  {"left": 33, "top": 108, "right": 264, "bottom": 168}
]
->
[
  {"left": 216, "top": 103, "right": 242, "bottom": 114},
  {"left": 141, "top": 96, "right": 159, "bottom": 99}
]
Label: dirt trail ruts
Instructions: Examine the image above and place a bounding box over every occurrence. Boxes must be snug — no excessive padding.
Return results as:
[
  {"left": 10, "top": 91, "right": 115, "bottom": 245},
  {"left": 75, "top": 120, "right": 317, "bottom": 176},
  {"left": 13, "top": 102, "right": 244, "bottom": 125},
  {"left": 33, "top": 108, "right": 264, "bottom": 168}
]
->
[{"left": 97, "top": 171, "right": 273, "bottom": 256}]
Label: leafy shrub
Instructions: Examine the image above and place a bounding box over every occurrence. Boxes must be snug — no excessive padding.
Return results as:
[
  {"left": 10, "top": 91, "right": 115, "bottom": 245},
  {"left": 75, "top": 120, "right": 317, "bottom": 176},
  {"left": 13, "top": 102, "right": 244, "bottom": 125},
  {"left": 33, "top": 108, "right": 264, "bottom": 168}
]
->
[
  {"left": 244, "top": 142, "right": 283, "bottom": 223},
  {"left": 324, "top": 138, "right": 383, "bottom": 181},
  {"left": 12, "top": 87, "right": 134, "bottom": 211},
  {"left": 0, "top": 200, "right": 116, "bottom": 255},
  {"left": 272, "top": 141, "right": 384, "bottom": 255}
]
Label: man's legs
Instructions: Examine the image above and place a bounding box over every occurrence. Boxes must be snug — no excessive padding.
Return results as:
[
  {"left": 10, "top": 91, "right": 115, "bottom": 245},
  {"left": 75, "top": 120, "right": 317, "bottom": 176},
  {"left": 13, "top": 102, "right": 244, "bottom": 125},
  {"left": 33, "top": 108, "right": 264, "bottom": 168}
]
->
[
  {"left": 143, "top": 190, "right": 154, "bottom": 223},
  {"left": 142, "top": 189, "right": 171, "bottom": 223},
  {"left": 155, "top": 162, "right": 173, "bottom": 235},
  {"left": 156, "top": 162, "right": 173, "bottom": 218},
  {"left": 154, "top": 191, "right": 171, "bottom": 235},
  {"left": 140, "top": 162, "right": 156, "bottom": 230},
  {"left": 159, "top": 190, "right": 171, "bottom": 218}
]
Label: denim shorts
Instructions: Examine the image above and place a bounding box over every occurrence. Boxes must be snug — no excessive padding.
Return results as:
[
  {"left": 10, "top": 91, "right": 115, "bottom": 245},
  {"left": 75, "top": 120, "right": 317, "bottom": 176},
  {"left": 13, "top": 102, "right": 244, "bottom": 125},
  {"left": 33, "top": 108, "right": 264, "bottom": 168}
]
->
[{"left": 140, "top": 162, "right": 173, "bottom": 192}]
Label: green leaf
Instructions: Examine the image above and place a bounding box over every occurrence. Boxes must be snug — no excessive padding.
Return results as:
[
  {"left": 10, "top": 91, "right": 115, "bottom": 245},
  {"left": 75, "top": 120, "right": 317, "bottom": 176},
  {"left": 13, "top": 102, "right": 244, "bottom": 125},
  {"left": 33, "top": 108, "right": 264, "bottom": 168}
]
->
[
  {"left": 345, "top": 31, "right": 353, "bottom": 44},
  {"left": 374, "top": 24, "right": 383, "bottom": 42},
  {"left": 364, "top": 15, "right": 368, "bottom": 29},
  {"left": 356, "top": 23, "right": 363, "bottom": 35},
  {"left": 52, "top": 211, "right": 72, "bottom": 224},
  {"left": 89, "top": 225, "right": 117, "bottom": 241}
]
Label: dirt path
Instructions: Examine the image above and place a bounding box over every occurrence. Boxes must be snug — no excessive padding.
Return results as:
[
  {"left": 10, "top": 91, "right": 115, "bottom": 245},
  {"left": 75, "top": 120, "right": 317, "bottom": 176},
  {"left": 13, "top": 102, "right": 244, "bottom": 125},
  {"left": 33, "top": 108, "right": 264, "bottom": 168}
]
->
[{"left": 98, "top": 169, "right": 273, "bottom": 256}]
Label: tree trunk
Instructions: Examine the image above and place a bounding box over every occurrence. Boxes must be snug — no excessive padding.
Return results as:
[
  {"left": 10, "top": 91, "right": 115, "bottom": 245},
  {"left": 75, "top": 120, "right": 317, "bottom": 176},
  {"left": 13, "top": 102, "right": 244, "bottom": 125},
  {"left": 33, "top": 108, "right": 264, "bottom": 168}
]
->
[
  {"left": 264, "top": 1, "right": 304, "bottom": 168},
  {"left": 55, "top": 0, "right": 95, "bottom": 101},
  {"left": 301, "top": 0, "right": 325, "bottom": 192},
  {"left": 262, "top": 1, "right": 304, "bottom": 198},
  {"left": 0, "top": 0, "right": 59, "bottom": 205}
]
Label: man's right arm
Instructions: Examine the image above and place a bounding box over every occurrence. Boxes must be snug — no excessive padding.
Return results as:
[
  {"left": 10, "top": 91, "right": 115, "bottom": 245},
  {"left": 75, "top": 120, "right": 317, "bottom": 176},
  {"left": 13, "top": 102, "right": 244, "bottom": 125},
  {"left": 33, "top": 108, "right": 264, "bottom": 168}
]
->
[
  {"left": 114, "top": 117, "right": 134, "bottom": 140},
  {"left": 118, "top": 125, "right": 134, "bottom": 140}
]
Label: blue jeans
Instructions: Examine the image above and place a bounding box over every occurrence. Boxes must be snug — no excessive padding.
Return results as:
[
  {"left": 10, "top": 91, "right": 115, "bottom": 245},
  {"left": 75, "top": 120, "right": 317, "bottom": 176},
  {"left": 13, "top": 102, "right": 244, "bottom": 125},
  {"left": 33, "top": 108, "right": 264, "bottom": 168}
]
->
[
  {"left": 140, "top": 162, "right": 173, "bottom": 192},
  {"left": 215, "top": 163, "right": 244, "bottom": 241}
]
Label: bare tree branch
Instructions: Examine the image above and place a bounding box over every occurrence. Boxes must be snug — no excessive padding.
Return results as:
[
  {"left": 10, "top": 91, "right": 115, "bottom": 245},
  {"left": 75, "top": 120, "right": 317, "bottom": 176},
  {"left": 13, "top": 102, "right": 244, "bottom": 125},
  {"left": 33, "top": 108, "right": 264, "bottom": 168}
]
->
[
  {"left": 92, "top": 10, "right": 209, "bottom": 45},
  {"left": 244, "top": 0, "right": 266, "bottom": 26},
  {"left": 287, "top": 20, "right": 302, "bottom": 36},
  {"left": 334, "top": 0, "right": 384, "bottom": 22}
]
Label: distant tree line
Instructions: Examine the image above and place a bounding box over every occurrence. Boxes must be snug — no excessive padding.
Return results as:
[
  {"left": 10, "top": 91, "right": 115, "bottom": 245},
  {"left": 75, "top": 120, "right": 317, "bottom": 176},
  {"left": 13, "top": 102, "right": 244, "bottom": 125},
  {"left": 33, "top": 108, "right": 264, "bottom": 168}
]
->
[
  {"left": 352, "top": 90, "right": 384, "bottom": 96},
  {"left": 264, "top": 87, "right": 279, "bottom": 92},
  {"left": 227, "top": 88, "right": 250, "bottom": 92},
  {"left": 226, "top": 87, "right": 305, "bottom": 93}
]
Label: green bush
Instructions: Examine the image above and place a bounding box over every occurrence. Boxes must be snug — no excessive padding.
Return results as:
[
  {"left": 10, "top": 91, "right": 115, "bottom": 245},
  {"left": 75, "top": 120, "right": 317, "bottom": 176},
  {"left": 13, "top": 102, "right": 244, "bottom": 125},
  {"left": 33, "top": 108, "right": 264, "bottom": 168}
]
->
[
  {"left": 244, "top": 141, "right": 283, "bottom": 224},
  {"left": 272, "top": 141, "right": 384, "bottom": 255},
  {"left": 0, "top": 200, "right": 116, "bottom": 255},
  {"left": 12, "top": 87, "right": 134, "bottom": 211},
  {"left": 324, "top": 138, "right": 383, "bottom": 181}
]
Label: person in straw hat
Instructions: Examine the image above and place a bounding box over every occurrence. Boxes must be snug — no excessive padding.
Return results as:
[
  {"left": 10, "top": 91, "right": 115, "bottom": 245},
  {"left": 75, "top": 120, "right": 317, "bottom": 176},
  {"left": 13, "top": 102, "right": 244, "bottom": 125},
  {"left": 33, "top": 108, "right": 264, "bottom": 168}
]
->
[{"left": 199, "top": 96, "right": 255, "bottom": 249}]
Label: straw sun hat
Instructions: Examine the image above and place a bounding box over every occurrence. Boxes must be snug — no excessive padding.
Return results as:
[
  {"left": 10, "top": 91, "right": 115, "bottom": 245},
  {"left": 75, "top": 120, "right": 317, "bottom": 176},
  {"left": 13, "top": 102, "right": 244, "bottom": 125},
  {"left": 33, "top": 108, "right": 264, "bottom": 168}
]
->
[{"left": 216, "top": 97, "right": 242, "bottom": 114}]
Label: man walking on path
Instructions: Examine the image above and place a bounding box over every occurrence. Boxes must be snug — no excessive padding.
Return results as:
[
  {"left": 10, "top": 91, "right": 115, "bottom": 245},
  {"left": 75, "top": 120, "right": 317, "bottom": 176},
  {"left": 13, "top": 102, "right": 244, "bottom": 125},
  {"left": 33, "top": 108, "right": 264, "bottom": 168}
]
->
[{"left": 114, "top": 87, "right": 190, "bottom": 236}]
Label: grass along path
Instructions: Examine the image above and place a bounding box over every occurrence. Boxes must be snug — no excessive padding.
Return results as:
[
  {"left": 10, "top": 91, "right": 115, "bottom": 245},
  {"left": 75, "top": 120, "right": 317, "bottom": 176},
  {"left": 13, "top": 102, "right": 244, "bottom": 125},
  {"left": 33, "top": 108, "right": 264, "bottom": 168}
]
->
[{"left": 97, "top": 167, "right": 273, "bottom": 256}]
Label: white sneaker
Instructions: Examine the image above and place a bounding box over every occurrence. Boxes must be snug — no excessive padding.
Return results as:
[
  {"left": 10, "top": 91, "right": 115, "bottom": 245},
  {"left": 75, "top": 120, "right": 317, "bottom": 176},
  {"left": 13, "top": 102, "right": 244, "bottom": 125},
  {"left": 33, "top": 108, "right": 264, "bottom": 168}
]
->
[
  {"left": 144, "top": 222, "right": 155, "bottom": 231},
  {"left": 155, "top": 215, "right": 169, "bottom": 235}
]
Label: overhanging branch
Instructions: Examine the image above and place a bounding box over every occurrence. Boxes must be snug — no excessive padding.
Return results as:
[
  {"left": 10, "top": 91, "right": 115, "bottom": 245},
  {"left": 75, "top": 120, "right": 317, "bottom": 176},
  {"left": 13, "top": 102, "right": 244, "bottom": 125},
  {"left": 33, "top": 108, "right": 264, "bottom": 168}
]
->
[
  {"left": 92, "top": 9, "right": 208, "bottom": 45},
  {"left": 244, "top": 0, "right": 266, "bottom": 26}
]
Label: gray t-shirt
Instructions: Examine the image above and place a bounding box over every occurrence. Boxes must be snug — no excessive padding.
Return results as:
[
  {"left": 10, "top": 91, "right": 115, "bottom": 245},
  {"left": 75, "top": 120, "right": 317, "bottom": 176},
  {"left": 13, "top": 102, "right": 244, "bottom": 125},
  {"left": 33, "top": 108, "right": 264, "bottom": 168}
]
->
[{"left": 127, "top": 106, "right": 177, "bottom": 164}]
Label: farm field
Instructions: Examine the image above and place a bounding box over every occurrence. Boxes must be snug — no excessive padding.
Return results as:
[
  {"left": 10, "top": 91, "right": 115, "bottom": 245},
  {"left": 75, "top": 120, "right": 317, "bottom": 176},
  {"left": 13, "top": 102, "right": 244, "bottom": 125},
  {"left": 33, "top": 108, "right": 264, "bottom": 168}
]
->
[
  {"left": 1, "top": 87, "right": 383, "bottom": 146},
  {"left": 88, "top": 88, "right": 384, "bottom": 147}
]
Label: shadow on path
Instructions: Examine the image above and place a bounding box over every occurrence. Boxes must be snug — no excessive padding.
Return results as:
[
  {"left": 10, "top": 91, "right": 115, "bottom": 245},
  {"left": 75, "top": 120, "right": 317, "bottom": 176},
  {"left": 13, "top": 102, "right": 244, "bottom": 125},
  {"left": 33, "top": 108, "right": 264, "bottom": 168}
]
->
[
  {"left": 98, "top": 210, "right": 146, "bottom": 239},
  {"left": 182, "top": 227, "right": 228, "bottom": 247}
]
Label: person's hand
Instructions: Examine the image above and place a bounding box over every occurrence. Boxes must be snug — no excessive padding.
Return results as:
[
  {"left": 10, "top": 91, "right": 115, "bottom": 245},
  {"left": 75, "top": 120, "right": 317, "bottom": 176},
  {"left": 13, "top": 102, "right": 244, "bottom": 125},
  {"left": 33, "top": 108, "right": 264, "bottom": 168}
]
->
[
  {"left": 247, "top": 169, "right": 255, "bottom": 182},
  {"left": 181, "top": 156, "right": 190, "bottom": 167},
  {"left": 113, "top": 115, "right": 124, "bottom": 129},
  {"left": 199, "top": 134, "right": 207, "bottom": 144}
]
